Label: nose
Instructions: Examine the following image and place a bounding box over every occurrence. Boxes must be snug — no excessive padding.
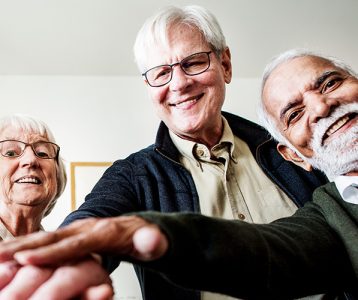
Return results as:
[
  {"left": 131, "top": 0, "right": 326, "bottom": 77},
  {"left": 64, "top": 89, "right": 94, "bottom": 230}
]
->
[
  {"left": 169, "top": 65, "right": 192, "bottom": 92},
  {"left": 19, "top": 146, "right": 39, "bottom": 168},
  {"left": 305, "top": 92, "right": 339, "bottom": 123}
]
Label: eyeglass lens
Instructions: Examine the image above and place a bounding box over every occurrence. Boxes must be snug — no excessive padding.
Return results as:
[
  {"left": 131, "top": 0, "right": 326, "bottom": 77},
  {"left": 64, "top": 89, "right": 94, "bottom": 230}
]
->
[
  {"left": 145, "top": 52, "right": 211, "bottom": 87},
  {"left": 0, "top": 140, "right": 58, "bottom": 159}
]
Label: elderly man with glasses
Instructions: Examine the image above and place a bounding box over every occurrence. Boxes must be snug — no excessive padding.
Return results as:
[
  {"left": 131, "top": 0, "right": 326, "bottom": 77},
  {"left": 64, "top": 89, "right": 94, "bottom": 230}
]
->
[
  {"left": 0, "top": 5, "right": 329, "bottom": 300},
  {"left": 62, "top": 6, "right": 325, "bottom": 299}
]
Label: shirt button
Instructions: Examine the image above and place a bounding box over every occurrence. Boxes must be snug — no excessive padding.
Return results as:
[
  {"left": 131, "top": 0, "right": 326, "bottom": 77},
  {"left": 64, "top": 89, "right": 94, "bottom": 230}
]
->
[
  {"left": 238, "top": 213, "right": 245, "bottom": 220},
  {"left": 197, "top": 149, "right": 205, "bottom": 156}
]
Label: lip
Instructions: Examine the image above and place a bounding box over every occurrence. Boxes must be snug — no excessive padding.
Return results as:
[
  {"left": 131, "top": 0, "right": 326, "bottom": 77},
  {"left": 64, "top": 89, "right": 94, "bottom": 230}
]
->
[
  {"left": 169, "top": 93, "right": 204, "bottom": 108},
  {"left": 15, "top": 175, "right": 42, "bottom": 184},
  {"left": 322, "top": 112, "right": 358, "bottom": 144}
]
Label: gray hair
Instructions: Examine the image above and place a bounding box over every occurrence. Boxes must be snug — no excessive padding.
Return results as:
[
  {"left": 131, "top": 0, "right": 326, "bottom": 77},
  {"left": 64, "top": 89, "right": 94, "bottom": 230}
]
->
[
  {"left": 257, "top": 48, "right": 358, "bottom": 145},
  {"left": 0, "top": 114, "right": 67, "bottom": 216},
  {"left": 133, "top": 5, "right": 227, "bottom": 73}
]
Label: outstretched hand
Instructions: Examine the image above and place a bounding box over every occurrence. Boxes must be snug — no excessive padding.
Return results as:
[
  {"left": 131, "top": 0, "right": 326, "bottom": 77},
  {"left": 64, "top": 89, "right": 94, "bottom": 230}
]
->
[
  {"left": 0, "top": 215, "right": 168, "bottom": 266},
  {"left": 0, "top": 215, "right": 169, "bottom": 300}
]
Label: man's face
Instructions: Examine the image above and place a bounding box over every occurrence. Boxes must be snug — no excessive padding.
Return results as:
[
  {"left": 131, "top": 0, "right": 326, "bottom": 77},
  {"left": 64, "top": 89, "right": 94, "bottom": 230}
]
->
[
  {"left": 143, "top": 23, "right": 232, "bottom": 143},
  {"left": 263, "top": 56, "right": 358, "bottom": 176}
]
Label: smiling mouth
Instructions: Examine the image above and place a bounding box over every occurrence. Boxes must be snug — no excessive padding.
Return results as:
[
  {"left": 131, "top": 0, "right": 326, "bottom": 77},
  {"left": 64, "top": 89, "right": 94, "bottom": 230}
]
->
[
  {"left": 169, "top": 93, "right": 204, "bottom": 107},
  {"left": 323, "top": 112, "right": 357, "bottom": 142},
  {"left": 15, "top": 176, "right": 41, "bottom": 184}
]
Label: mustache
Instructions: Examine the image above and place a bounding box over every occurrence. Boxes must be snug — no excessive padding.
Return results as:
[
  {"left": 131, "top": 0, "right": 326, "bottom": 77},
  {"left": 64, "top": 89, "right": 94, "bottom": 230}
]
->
[{"left": 311, "top": 102, "right": 358, "bottom": 148}]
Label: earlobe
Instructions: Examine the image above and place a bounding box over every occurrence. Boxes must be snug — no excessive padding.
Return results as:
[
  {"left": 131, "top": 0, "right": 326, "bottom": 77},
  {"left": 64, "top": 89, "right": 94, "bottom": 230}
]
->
[
  {"left": 221, "top": 47, "right": 232, "bottom": 84},
  {"left": 277, "top": 144, "right": 312, "bottom": 171}
]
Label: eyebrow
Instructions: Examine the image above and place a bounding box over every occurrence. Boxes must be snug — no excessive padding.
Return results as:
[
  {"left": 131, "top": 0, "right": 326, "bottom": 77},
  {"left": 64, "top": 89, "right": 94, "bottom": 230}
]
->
[
  {"left": 279, "top": 70, "right": 343, "bottom": 121},
  {"left": 279, "top": 99, "right": 300, "bottom": 122},
  {"left": 313, "top": 70, "right": 341, "bottom": 89}
]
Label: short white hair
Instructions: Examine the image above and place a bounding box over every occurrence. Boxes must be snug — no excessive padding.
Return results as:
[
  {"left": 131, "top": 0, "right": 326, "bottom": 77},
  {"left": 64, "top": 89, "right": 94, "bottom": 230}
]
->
[
  {"left": 0, "top": 114, "right": 67, "bottom": 216},
  {"left": 133, "top": 5, "right": 227, "bottom": 73},
  {"left": 257, "top": 48, "right": 358, "bottom": 145}
]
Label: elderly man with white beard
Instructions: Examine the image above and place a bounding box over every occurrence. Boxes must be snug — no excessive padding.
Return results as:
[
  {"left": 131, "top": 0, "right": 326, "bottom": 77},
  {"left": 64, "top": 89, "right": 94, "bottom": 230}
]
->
[{"left": 0, "top": 49, "right": 357, "bottom": 300}]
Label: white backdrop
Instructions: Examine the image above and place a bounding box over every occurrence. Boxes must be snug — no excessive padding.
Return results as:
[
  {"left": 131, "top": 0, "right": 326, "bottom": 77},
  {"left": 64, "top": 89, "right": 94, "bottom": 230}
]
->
[
  {"left": 0, "top": 75, "right": 260, "bottom": 229},
  {"left": 0, "top": 75, "right": 260, "bottom": 300}
]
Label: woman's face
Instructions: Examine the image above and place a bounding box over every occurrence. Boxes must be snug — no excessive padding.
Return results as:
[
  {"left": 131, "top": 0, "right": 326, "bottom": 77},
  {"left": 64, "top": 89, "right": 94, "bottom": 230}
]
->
[{"left": 0, "top": 127, "right": 58, "bottom": 213}]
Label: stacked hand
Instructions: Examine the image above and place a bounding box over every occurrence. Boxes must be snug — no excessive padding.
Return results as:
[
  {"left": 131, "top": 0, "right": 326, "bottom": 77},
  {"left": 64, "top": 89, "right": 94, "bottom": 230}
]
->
[{"left": 0, "top": 216, "right": 168, "bottom": 299}]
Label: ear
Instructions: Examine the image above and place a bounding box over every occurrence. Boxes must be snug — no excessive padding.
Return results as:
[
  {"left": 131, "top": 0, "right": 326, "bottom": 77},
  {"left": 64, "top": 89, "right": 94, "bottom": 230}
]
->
[
  {"left": 277, "top": 143, "right": 313, "bottom": 171},
  {"left": 221, "top": 47, "right": 232, "bottom": 84}
]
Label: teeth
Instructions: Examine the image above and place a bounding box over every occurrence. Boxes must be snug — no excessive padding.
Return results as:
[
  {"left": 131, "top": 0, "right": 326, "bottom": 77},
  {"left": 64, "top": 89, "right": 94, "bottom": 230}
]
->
[
  {"left": 176, "top": 99, "right": 197, "bottom": 107},
  {"left": 17, "top": 177, "right": 40, "bottom": 184},
  {"left": 326, "top": 116, "right": 350, "bottom": 137}
]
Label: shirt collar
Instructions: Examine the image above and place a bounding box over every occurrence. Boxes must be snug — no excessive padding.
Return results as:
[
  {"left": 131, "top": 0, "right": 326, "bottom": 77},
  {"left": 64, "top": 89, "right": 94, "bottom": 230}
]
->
[
  {"left": 169, "top": 116, "right": 235, "bottom": 162},
  {"left": 334, "top": 175, "right": 358, "bottom": 205}
]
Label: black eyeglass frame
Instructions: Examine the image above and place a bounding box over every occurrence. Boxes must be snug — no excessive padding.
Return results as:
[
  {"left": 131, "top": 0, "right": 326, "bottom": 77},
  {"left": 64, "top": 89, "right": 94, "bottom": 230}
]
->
[
  {"left": 0, "top": 139, "right": 60, "bottom": 160},
  {"left": 142, "top": 51, "right": 213, "bottom": 87}
]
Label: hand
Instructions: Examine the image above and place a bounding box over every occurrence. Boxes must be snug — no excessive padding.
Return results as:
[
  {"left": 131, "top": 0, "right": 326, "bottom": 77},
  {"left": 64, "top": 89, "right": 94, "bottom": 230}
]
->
[
  {"left": 0, "top": 258, "right": 113, "bottom": 300},
  {"left": 0, "top": 216, "right": 168, "bottom": 266}
]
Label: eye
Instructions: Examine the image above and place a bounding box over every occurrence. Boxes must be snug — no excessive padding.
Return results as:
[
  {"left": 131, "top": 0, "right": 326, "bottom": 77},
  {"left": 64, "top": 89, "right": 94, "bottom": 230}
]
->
[
  {"left": 4, "top": 150, "right": 18, "bottom": 157},
  {"left": 321, "top": 77, "right": 343, "bottom": 93},
  {"left": 286, "top": 108, "right": 304, "bottom": 126},
  {"left": 182, "top": 59, "right": 205, "bottom": 71},
  {"left": 155, "top": 68, "right": 171, "bottom": 79},
  {"left": 36, "top": 151, "right": 50, "bottom": 158}
]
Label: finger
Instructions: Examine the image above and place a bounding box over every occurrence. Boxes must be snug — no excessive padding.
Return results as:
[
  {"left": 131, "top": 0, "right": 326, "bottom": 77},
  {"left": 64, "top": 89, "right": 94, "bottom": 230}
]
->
[
  {"left": 0, "top": 219, "right": 97, "bottom": 262},
  {"left": 0, "top": 230, "right": 70, "bottom": 262},
  {"left": 81, "top": 284, "right": 114, "bottom": 300},
  {"left": 15, "top": 233, "right": 99, "bottom": 266},
  {"left": 16, "top": 216, "right": 151, "bottom": 266},
  {"left": 0, "top": 261, "right": 21, "bottom": 289},
  {"left": 0, "top": 265, "right": 52, "bottom": 300},
  {"left": 28, "top": 259, "right": 111, "bottom": 300},
  {"left": 132, "top": 226, "right": 168, "bottom": 260}
]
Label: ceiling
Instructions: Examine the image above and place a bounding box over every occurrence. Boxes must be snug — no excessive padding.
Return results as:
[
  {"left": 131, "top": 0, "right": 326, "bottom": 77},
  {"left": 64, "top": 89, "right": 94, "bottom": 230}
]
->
[{"left": 0, "top": 0, "right": 357, "bottom": 78}]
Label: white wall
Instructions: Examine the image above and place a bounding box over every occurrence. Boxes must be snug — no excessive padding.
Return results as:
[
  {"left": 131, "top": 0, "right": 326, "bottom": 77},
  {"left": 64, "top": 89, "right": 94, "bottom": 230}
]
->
[
  {"left": 0, "top": 75, "right": 260, "bottom": 299},
  {"left": 0, "top": 75, "right": 260, "bottom": 229}
]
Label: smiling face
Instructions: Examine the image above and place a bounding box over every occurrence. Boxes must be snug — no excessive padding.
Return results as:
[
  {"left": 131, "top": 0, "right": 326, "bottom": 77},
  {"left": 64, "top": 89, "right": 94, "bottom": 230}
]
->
[
  {"left": 0, "top": 127, "right": 58, "bottom": 213},
  {"left": 262, "top": 55, "right": 358, "bottom": 176},
  {"left": 144, "top": 23, "right": 232, "bottom": 146}
]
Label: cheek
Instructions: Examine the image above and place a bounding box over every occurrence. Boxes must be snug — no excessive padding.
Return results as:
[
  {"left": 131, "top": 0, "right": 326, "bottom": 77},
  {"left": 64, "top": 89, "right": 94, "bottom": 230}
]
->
[
  {"left": 207, "top": 72, "right": 226, "bottom": 95},
  {"left": 148, "top": 86, "right": 167, "bottom": 104},
  {"left": 0, "top": 163, "right": 16, "bottom": 185},
  {"left": 43, "top": 165, "right": 58, "bottom": 193},
  {"left": 335, "top": 82, "right": 358, "bottom": 104},
  {"left": 286, "top": 126, "right": 313, "bottom": 152}
]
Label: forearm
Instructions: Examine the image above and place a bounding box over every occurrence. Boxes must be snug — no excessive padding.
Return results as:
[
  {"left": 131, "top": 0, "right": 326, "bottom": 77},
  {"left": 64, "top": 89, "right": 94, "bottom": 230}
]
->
[{"left": 134, "top": 211, "right": 356, "bottom": 299}]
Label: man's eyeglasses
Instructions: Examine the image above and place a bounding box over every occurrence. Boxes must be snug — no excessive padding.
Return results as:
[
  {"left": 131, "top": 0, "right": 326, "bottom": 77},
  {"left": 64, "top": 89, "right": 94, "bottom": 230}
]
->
[
  {"left": 0, "top": 140, "right": 60, "bottom": 159},
  {"left": 142, "top": 51, "right": 212, "bottom": 87}
]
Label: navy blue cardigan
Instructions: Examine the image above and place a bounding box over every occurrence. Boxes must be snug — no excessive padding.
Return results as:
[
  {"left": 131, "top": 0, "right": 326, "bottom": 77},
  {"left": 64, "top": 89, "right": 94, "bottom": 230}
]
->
[{"left": 62, "top": 112, "right": 327, "bottom": 300}]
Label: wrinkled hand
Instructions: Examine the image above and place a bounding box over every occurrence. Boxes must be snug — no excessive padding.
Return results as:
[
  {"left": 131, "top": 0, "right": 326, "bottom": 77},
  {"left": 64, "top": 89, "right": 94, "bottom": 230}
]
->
[
  {"left": 0, "top": 216, "right": 168, "bottom": 266},
  {"left": 0, "top": 258, "right": 113, "bottom": 300}
]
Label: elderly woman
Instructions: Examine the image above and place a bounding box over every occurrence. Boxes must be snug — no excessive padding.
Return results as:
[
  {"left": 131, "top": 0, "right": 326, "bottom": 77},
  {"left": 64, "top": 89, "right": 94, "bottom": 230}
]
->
[{"left": 0, "top": 114, "right": 66, "bottom": 239}]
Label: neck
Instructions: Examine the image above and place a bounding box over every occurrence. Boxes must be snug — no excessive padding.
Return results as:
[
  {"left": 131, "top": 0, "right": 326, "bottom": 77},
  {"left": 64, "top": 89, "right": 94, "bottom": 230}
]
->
[
  {"left": 175, "top": 118, "right": 224, "bottom": 148},
  {"left": 0, "top": 206, "right": 43, "bottom": 236}
]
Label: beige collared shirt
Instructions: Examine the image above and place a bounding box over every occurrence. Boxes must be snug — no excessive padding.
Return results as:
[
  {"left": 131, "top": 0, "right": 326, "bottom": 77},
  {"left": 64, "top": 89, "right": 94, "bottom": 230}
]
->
[
  {"left": 170, "top": 117, "right": 297, "bottom": 224},
  {"left": 170, "top": 117, "right": 299, "bottom": 300},
  {"left": 0, "top": 221, "right": 14, "bottom": 241},
  {"left": 0, "top": 221, "right": 44, "bottom": 241}
]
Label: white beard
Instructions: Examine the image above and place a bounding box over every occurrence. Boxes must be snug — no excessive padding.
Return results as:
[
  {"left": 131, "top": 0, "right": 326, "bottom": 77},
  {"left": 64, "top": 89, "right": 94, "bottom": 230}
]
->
[{"left": 301, "top": 103, "right": 358, "bottom": 177}]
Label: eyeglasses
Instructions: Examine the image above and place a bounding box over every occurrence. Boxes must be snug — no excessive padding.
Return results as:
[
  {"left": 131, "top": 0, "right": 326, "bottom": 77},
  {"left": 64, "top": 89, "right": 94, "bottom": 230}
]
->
[
  {"left": 142, "top": 51, "right": 212, "bottom": 87},
  {"left": 0, "top": 140, "right": 60, "bottom": 159}
]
